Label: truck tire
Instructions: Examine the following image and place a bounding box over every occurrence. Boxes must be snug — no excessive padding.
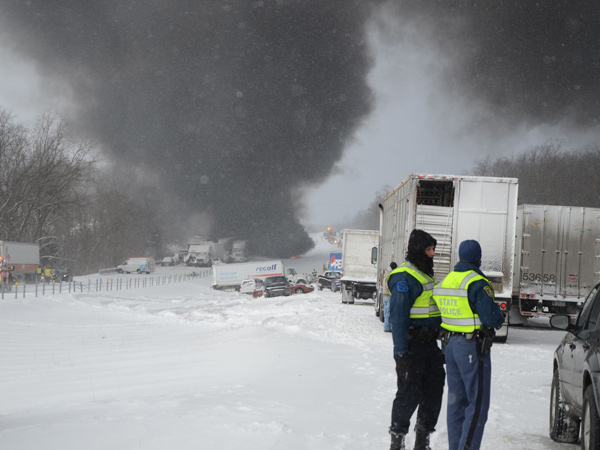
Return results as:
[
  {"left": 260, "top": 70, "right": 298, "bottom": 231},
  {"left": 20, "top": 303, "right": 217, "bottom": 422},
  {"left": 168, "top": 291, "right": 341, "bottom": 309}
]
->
[
  {"left": 296, "top": 279, "right": 306, "bottom": 284},
  {"left": 379, "top": 300, "right": 385, "bottom": 323},
  {"left": 137, "top": 269, "right": 141, "bottom": 274},
  {"left": 582, "top": 385, "right": 600, "bottom": 450},
  {"left": 550, "top": 368, "right": 580, "bottom": 443}
]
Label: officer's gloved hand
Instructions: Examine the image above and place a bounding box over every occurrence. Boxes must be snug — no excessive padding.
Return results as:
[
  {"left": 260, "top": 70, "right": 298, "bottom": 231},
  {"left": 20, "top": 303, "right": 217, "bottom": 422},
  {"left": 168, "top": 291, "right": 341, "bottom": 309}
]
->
[
  {"left": 478, "top": 327, "right": 495, "bottom": 355},
  {"left": 395, "top": 353, "right": 411, "bottom": 381},
  {"left": 479, "top": 327, "right": 496, "bottom": 338}
]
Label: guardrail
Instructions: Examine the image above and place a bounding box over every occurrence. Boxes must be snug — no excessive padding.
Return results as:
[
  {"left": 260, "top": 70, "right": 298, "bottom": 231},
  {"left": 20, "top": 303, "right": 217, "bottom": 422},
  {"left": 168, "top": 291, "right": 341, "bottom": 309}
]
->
[{"left": 0, "top": 269, "right": 213, "bottom": 299}]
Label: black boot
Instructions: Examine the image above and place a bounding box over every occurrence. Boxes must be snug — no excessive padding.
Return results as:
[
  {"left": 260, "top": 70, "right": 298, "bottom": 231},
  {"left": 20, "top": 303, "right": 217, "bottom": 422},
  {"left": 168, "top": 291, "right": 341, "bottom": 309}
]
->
[
  {"left": 413, "top": 430, "right": 431, "bottom": 450},
  {"left": 390, "top": 432, "right": 406, "bottom": 450}
]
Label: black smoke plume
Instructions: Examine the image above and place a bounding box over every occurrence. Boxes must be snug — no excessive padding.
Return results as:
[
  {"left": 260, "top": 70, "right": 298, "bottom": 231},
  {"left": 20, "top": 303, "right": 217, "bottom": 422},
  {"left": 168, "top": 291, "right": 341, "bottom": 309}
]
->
[
  {"left": 2, "top": 1, "right": 599, "bottom": 257},
  {"left": 0, "top": 0, "right": 379, "bottom": 257},
  {"left": 384, "top": 1, "right": 600, "bottom": 129}
]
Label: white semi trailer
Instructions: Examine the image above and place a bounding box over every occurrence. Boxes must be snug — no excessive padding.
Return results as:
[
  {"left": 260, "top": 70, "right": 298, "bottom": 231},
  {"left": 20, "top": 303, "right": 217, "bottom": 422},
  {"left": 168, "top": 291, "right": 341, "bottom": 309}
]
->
[
  {"left": 512, "top": 204, "right": 600, "bottom": 321},
  {"left": 231, "top": 240, "right": 248, "bottom": 262},
  {"left": 376, "top": 174, "right": 519, "bottom": 342},
  {"left": 0, "top": 240, "right": 40, "bottom": 283}
]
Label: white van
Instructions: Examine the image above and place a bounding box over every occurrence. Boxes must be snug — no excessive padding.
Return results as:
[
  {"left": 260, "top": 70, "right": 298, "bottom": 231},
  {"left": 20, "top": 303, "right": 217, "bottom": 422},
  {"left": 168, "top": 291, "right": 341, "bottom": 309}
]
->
[{"left": 117, "top": 257, "right": 156, "bottom": 274}]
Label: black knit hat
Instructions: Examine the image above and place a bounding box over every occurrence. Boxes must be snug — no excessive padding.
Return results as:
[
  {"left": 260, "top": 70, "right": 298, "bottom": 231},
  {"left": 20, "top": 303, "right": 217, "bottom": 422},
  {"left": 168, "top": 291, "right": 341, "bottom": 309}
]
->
[
  {"left": 408, "top": 229, "right": 437, "bottom": 255},
  {"left": 406, "top": 229, "right": 437, "bottom": 276}
]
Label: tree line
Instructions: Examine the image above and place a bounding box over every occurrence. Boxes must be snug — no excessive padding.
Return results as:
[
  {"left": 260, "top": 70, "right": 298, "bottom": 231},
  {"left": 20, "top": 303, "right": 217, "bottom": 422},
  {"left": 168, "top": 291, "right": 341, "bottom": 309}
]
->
[
  {"left": 0, "top": 110, "right": 187, "bottom": 275},
  {"left": 471, "top": 141, "right": 600, "bottom": 207}
]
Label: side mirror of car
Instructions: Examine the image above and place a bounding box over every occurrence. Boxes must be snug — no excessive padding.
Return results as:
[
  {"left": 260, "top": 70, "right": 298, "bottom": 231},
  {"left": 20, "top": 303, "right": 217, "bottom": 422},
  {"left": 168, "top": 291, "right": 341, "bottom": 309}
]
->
[{"left": 549, "top": 314, "right": 573, "bottom": 332}]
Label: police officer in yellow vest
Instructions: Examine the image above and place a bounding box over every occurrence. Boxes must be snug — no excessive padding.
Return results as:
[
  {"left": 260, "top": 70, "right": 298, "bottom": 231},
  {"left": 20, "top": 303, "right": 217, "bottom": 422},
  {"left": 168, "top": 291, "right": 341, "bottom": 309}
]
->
[
  {"left": 44, "top": 265, "right": 52, "bottom": 283},
  {"left": 388, "top": 229, "right": 445, "bottom": 450},
  {"left": 432, "top": 240, "right": 504, "bottom": 450}
]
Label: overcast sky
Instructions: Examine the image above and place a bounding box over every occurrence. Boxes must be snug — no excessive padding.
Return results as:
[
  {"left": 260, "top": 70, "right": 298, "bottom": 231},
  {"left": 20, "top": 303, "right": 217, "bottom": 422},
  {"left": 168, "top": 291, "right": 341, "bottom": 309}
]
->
[{"left": 1, "top": 3, "right": 599, "bottom": 233}]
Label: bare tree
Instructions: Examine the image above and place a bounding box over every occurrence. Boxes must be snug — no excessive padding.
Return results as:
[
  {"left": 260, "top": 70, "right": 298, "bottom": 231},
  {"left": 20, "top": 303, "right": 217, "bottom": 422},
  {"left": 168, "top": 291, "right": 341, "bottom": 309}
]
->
[
  {"left": 348, "top": 185, "right": 393, "bottom": 230},
  {"left": 0, "top": 111, "right": 95, "bottom": 265}
]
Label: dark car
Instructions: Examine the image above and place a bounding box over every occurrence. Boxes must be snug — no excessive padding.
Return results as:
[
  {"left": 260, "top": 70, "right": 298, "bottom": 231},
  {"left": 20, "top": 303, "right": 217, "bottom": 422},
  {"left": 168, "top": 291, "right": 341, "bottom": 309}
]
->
[
  {"left": 291, "top": 283, "right": 315, "bottom": 294},
  {"left": 317, "top": 271, "right": 342, "bottom": 292},
  {"left": 52, "top": 268, "right": 73, "bottom": 283},
  {"left": 263, "top": 276, "right": 291, "bottom": 298},
  {"left": 550, "top": 280, "right": 600, "bottom": 448}
]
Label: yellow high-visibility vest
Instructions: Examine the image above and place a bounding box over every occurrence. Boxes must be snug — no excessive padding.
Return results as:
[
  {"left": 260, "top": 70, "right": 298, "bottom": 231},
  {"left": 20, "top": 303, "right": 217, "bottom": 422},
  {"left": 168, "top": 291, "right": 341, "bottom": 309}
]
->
[
  {"left": 388, "top": 262, "right": 440, "bottom": 318},
  {"left": 432, "top": 270, "right": 494, "bottom": 332}
]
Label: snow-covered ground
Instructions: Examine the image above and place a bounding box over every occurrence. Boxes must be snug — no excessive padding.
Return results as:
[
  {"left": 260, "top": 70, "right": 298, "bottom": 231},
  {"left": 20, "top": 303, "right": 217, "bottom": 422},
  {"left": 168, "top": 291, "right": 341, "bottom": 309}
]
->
[{"left": 0, "top": 236, "right": 575, "bottom": 449}]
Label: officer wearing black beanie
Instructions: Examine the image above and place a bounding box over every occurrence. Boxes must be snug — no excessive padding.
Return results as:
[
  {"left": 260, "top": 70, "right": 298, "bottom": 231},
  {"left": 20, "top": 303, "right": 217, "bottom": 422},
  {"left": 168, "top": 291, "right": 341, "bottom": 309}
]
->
[
  {"left": 406, "top": 229, "right": 437, "bottom": 277},
  {"left": 387, "top": 229, "right": 445, "bottom": 450}
]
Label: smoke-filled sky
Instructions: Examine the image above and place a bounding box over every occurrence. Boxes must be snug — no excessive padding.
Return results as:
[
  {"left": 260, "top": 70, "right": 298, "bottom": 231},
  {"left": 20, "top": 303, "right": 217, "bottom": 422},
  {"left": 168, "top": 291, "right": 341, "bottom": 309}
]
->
[
  {"left": 305, "top": 1, "right": 600, "bottom": 227},
  {"left": 1, "top": 1, "right": 599, "bottom": 254}
]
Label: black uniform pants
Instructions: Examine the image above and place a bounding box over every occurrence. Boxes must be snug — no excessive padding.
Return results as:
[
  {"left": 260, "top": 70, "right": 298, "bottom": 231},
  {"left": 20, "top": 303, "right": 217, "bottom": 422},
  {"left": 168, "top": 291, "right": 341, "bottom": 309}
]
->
[{"left": 390, "top": 339, "right": 445, "bottom": 435}]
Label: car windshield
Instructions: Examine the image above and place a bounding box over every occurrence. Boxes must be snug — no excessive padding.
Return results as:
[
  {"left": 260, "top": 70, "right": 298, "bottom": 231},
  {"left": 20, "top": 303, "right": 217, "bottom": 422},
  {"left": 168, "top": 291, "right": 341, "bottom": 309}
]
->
[{"left": 266, "top": 276, "right": 286, "bottom": 286}]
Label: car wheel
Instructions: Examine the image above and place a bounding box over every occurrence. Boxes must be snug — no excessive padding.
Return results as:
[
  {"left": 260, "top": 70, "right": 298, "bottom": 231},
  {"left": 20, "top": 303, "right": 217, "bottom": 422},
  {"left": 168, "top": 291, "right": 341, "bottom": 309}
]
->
[
  {"left": 318, "top": 284, "right": 323, "bottom": 291},
  {"left": 117, "top": 269, "right": 123, "bottom": 274},
  {"left": 137, "top": 269, "right": 141, "bottom": 274},
  {"left": 549, "top": 368, "right": 580, "bottom": 443},
  {"left": 582, "top": 385, "right": 600, "bottom": 449},
  {"left": 296, "top": 279, "right": 306, "bottom": 284},
  {"left": 295, "top": 288, "right": 304, "bottom": 294}
]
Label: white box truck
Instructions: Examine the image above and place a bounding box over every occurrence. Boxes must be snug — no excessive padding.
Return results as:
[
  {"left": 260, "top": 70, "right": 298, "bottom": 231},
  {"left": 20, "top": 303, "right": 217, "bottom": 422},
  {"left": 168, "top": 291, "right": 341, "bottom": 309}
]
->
[
  {"left": 212, "top": 260, "right": 285, "bottom": 290},
  {"left": 340, "top": 229, "right": 380, "bottom": 304},
  {"left": 117, "top": 257, "right": 155, "bottom": 274},
  {"left": 0, "top": 240, "right": 40, "bottom": 283},
  {"left": 512, "top": 204, "right": 600, "bottom": 321},
  {"left": 212, "top": 260, "right": 308, "bottom": 290},
  {"left": 377, "top": 174, "right": 519, "bottom": 341}
]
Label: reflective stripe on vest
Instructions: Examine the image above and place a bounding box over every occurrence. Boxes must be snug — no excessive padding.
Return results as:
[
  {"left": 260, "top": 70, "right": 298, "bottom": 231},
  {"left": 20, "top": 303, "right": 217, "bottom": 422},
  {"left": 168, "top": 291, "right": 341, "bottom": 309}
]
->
[
  {"left": 388, "top": 262, "right": 440, "bottom": 318},
  {"left": 432, "top": 270, "right": 493, "bottom": 332}
]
